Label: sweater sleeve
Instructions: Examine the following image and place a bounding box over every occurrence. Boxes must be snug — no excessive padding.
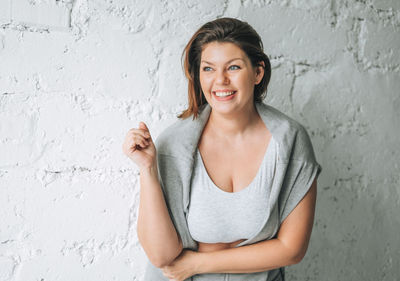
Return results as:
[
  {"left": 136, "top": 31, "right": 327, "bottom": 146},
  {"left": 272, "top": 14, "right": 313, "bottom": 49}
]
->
[
  {"left": 278, "top": 125, "right": 322, "bottom": 223},
  {"left": 154, "top": 135, "right": 198, "bottom": 251}
]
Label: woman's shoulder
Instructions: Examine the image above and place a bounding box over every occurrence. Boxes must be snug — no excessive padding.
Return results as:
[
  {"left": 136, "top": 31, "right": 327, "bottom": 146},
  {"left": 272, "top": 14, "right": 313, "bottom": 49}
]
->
[
  {"left": 154, "top": 118, "right": 188, "bottom": 157},
  {"left": 154, "top": 106, "right": 208, "bottom": 160},
  {"left": 257, "top": 103, "right": 317, "bottom": 163},
  {"left": 256, "top": 102, "right": 307, "bottom": 137}
]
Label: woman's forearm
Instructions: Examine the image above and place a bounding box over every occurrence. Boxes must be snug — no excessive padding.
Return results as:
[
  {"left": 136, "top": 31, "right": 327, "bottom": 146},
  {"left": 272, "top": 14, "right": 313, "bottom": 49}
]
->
[
  {"left": 196, "top": 238, "right": 298, "bottom": 274},
  {"left": 137, "top": 163, "right": 182, "bottom": 268}
]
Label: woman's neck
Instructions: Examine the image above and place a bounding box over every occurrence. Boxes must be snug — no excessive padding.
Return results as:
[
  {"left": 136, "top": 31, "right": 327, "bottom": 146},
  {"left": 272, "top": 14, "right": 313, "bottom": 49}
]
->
[{"left": 206, "top": 103, "right": 260, "bottom": 141}]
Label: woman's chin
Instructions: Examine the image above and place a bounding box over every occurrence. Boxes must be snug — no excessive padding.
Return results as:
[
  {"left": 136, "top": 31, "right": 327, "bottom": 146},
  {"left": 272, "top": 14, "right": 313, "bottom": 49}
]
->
[{"left": 210, "top": 104, "right": 239, "bottom": 115}]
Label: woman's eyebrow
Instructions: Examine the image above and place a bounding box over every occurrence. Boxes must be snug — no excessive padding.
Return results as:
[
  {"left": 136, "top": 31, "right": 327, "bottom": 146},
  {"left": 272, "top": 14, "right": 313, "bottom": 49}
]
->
[{"left": 200, "top": 58, "right": 244, "bottom": 65}]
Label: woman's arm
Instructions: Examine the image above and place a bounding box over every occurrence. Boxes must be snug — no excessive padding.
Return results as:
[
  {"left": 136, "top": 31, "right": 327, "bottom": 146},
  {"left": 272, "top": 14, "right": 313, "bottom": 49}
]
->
[
  {"left": 137, "top": 163, "right": 183, "bottom": 268},
  {"left": 195, "top": 179, "right": 317, "bottom": 274}
]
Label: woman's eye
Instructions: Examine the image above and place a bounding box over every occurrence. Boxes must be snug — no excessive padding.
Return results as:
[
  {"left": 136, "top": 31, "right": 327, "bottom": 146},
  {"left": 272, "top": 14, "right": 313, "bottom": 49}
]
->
[
  {"left": 229, "top": 65, "right": 240, "bottom": 70},
  {"left": 203, "top": 66, "right": 212, "bottom": 71}
]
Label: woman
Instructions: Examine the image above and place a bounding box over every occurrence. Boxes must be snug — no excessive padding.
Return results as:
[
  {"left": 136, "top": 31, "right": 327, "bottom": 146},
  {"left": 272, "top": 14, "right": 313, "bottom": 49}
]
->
[{"left": 122, "top": 18, "right": 322, "bottom": 281}]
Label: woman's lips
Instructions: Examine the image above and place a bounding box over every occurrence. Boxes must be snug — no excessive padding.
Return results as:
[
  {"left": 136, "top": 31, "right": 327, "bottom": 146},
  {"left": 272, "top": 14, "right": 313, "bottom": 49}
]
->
[{"left": 212, "top": 91, "right": 237, "bottom": 101}]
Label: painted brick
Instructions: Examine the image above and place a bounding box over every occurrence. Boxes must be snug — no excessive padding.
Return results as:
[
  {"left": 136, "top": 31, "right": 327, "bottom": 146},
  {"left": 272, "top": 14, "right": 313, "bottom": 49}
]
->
[
  {"left": 12, "top": 0, "right": 71, "bottom": 29},
  {"left": 0, "top": 1, "right": 399, "bottom": 280}
]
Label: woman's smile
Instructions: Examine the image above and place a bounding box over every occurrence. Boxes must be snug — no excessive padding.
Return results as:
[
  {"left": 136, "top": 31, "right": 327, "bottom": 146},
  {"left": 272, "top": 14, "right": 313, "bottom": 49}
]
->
[{"left": 213, "top": 90, "right": 237, "bottom": 100}]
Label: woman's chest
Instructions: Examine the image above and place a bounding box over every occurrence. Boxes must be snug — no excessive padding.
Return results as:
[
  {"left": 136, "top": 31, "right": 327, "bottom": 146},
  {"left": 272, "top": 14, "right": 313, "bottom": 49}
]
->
[{"left": 198, "top": 132, "right": 272, "bottom": 193}]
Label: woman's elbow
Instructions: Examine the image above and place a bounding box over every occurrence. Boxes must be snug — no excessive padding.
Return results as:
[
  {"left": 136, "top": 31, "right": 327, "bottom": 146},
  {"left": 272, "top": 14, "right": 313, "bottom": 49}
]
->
[
  {"left": 152, "top": 239, "right": 184, "bottom": 268},
  {"left": 290, "top": 246, "right": 308, "bottom": 265},
  {"left": 151, "top": 256, "right": 171, "bottom": 268},
  {"left": 154, "top": 255, "right": 176, "bottom": 268},
  {"left": 137, "top": 229, "right": 183, "bottom": 268}
]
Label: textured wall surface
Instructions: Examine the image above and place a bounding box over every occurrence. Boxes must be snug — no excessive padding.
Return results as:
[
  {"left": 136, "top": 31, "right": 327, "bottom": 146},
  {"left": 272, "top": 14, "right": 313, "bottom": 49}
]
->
[{"left": 0, "top": 0, "right": 399, "bottom": 280}]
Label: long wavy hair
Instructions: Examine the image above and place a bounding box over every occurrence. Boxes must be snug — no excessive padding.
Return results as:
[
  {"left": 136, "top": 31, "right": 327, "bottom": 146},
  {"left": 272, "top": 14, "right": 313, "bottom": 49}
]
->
[{"left": 177, "top": 17, "right": 271, "bottom": 120}]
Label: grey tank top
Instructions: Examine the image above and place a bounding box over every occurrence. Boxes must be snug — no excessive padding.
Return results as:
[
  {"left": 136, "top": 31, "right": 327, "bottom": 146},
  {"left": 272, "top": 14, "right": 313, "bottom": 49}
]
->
[{"left": 187, "top": 136, "right": 277, "bottom": 244}]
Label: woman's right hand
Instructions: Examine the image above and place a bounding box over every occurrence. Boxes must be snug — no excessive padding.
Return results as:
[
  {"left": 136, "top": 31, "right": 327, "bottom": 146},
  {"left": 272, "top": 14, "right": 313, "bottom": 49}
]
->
[{"left": 122, "top": 121, "right": 157, "bottom": 170}]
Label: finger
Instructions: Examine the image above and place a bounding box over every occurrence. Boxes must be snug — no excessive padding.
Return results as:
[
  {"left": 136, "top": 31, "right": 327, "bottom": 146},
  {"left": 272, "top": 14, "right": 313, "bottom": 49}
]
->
[
  {"left": 130, "top": 146, "right": 137, "bottom": 153},
  {"left": 136, "top": 128, "right": 152, "bottom": 143},
  {"left": 129, "top": 128, "right": 150, "bottom": 139},
  {"left": 133, "top": 135, "right": 149, "bottom": 147},
  {"left": 139, "top": 121, "right": 150, "bottom": 133},
  {"left": 127, "top": 136, "right": 146, "bottom": 152}
]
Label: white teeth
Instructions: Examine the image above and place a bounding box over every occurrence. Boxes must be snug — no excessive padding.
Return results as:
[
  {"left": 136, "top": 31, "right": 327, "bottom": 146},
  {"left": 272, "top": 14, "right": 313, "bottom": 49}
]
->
[{"left": 215, "top": 91, "right": 235, "bottom": 97}]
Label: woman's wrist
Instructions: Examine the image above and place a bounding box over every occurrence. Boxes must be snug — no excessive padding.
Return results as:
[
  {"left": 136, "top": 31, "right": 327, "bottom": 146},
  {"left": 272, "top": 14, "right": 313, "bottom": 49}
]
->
[
  {"left": 194, "top": 251, "right": 208, "bottom": 275},
  {"left": 140, "top": 163, "right": 158, "bottom": 177}
]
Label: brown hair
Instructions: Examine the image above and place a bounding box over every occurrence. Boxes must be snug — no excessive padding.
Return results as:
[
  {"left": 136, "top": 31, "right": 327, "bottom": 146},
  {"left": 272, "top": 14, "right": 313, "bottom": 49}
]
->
[{"left": 177, "top": 17, "right": 271, "bottom": 120}]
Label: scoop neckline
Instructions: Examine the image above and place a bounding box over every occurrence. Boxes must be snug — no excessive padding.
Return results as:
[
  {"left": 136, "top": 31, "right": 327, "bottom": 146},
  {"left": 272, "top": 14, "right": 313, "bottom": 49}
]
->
[{"left": 196, "top": 136, "right": 274, "bottom": 195}]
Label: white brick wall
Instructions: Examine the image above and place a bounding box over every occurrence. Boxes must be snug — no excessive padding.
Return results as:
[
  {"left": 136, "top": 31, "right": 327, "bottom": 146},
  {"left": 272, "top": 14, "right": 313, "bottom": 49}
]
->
[
  {"left": 12, "top": 0, "right": 71, "bottom": 30},
  {"left": 0, "top": 0, "right": 12, "bottom": 25},
  {"left": 0, "top": 0, "right": 399, "bottom": 280}
]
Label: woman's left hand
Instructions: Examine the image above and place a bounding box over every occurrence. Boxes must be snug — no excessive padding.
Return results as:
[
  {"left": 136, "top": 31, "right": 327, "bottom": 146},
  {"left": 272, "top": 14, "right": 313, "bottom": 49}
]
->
[{"left": 161, "top": 249, "right": 201, "bottom": 281}]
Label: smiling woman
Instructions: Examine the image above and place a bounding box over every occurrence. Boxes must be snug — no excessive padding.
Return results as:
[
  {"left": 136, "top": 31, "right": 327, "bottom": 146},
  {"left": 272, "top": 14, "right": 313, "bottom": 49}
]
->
[{"left": 131, "top": 17, "right": 322, "bottom": 281}]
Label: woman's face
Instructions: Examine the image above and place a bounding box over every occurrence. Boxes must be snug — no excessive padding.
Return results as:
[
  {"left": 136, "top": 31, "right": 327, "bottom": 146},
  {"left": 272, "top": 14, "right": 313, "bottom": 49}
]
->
[{"left": 199, "top": 41, "right": 264, "bottom": 115}]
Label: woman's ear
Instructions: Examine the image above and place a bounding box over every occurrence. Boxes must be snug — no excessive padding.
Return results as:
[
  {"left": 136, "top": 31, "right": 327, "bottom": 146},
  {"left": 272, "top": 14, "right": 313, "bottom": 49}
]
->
[{"left": 255, "top": 61, "right": 265, "bottom": 85}]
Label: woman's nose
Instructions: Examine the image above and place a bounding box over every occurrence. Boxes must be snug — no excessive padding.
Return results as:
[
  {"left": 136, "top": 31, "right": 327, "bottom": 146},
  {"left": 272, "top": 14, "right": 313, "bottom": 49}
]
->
[{"left": 215, "top": 70, "right": 229, "bottom": 84}]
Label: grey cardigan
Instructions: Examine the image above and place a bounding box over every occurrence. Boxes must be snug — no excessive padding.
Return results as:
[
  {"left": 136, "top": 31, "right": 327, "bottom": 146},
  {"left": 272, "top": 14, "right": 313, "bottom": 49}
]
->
[{"left": 143, "top": 102, "right": 322, "bottom": 281}]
